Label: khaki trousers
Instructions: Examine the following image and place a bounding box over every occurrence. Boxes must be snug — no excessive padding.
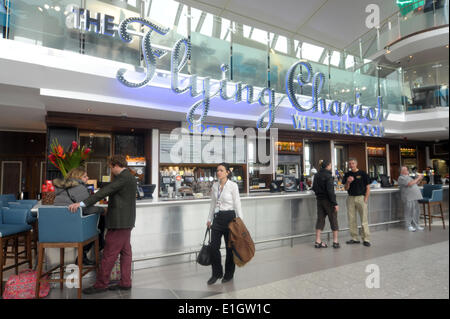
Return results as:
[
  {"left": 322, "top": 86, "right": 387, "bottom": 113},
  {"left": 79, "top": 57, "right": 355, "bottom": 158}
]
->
[{"left": 347, "top": 195, "right": 370, "bottom": 242}]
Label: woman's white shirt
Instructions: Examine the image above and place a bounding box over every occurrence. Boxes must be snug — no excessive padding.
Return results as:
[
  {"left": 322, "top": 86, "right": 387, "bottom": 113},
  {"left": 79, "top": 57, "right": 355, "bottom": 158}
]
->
[{"left": 208, "top": 180, "right": 243, "bottom": 222}]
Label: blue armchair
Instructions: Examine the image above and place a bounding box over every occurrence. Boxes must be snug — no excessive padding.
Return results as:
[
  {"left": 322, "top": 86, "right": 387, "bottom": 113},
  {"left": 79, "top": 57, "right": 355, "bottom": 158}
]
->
[
  {"left": 419, "top": 184, "right": 445, "bottom": 231},
  {"left": 0, "top": 207, "right": 33, "bottom": 297},
  {"left": 0, "top": 194, "right": 17, "bottom": 203},
  {"left": 35, "top": 207, "right": 100, "bottom": 299}
]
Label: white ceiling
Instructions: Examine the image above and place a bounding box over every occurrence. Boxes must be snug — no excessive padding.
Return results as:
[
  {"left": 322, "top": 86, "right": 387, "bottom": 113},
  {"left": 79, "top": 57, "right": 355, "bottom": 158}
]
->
[{"left": 177, "top": 0, "right": 399, "bottom": 50}]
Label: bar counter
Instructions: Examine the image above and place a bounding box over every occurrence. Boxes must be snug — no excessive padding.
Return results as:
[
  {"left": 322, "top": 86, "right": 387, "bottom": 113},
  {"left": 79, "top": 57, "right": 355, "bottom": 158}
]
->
[
  {"left": 130, "top": 186, "right": 449, "bottom": 270},
  {"left": 38, "top": 186, "right": 449, "bottom": 271}
]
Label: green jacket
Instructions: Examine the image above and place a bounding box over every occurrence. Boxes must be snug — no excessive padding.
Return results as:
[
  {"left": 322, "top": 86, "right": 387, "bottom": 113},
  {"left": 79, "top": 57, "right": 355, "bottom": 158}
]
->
[{"left": 84, "top": 169, "right": 137, "bottom": 229}]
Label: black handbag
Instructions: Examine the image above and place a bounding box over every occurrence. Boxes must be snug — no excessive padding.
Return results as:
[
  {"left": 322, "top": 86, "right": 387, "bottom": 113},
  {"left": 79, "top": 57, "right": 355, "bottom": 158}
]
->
[{"left": 197, "top": 228, "right": 212, "bottom": 266}]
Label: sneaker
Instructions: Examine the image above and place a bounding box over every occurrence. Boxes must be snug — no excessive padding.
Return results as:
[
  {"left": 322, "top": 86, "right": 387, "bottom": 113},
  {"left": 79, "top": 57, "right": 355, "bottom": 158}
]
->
[
  {"left": 363, "top": 241, "right": 371, "bottom": 247},
  {"left": 346, "top": 239, "right": 360, "bottom": 244},
  {"left": 408, "top": 226, "right": 416, "bottom": 232},
  {"left": 416, "top": 226, "right": 424, "bottom": 231}
]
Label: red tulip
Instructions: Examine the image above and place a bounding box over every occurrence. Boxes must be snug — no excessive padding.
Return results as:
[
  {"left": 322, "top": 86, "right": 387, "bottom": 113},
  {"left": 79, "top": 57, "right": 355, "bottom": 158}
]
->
[
  {"left": 56, "top": 145, "right": 64, "bottom": 158},
  {"left": 84, "top": 148, "right": 91, "bottom": 155},
  {"left": 71, "top": 141, "right": 78, "bottom": 152}
]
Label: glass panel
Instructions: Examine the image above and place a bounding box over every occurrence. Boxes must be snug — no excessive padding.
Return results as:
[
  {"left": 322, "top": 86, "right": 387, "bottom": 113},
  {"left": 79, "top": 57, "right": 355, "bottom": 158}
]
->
[
  {"left": 380, "top": 66, "right": 404, "bottom": 112},
  {"left": 142, "top": 0, "right": 186, "bottom": 71},
  {"left": 354, "top": 62, "right": 378, "bottom": 107},
  {"left": 400, "top": 3, "right": 435, "bottom": 37},
  {"left": 308, "top": 61, "right": 330, "bottom": 98},
  {"left": 191, "top": 16, "right": 230, "bottom": 79},
  {"left": 0, "top": 0, "right": 9, "bottom": 38},
  {"left": 403, "top": 61, "right": 439, "bottom": 110},
  {"left": 270, "top": 51, "right": 298, "bottom": 94},
  {"left": 8, "top": 0, "right": 81, "bottom": 52},
  {"left": 329, "top": 66, "right": 354, "bottom": 104},
  {"left": 232, "top": 27, "right": 268, "bottom": 87},
  {"left": 435, "top": 0, "right": 449, "bottom": 25},
  {"left": 436, "top": 61, "right": 449, "bottom": 107},
  {"left": 84, "top": 0, "right": 141, "bottom": 65}
]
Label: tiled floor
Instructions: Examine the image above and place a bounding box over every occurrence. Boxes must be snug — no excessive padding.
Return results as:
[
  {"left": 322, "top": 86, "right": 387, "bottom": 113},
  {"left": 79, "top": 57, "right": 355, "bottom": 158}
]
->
[{"left": 2, "top": 222, "right": 449, "bottom": 299}]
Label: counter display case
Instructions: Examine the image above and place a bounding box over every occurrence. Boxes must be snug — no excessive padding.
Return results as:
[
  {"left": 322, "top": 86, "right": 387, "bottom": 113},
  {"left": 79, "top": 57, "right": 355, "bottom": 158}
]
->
[{"left": 159, "top": 164, "right": 246, "bottom": 197}]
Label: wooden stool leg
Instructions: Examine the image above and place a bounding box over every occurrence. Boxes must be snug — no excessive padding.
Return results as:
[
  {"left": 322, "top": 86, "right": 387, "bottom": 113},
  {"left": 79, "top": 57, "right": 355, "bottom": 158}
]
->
[
  {"left": 0, "top": 237, "right": 4, "bottom": 297},
  {"left": 60, "top": 248, "right": 65, "bottom": 290},
  {"left": 78, "top": 243, "right": 83, "bottom": 299},
  {"left": 428, "top": 202, "right": 432, "bottom": 231},
  {"left": 35, "top": 245, "right": 44, "bottom": 299},
  {"left": 26, "top": 231, "right": 32, "bottom": 268},
  {"left": 440, "top": 203, "right": 445, "bottom": 229},
  {"left": 2, "top": 239, "right": 7, "bottom": 266},
  {"left": 95, "top": 238, "right": 100, "bottom": 270},
  {"left": 14, "top": 235, "right": 19, "bottom": 274},
  {"left": 422, "top": 203, "right": 427, "bottom": 228}
]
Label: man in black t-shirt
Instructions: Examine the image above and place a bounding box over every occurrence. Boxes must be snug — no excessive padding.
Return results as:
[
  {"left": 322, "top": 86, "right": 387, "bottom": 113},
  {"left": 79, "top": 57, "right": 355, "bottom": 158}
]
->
[{"left": 342, "top": 158, "right": 371, "bottom": 247}]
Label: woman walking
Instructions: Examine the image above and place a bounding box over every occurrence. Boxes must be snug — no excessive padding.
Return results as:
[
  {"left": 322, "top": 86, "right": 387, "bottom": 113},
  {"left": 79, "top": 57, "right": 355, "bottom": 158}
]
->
[{"left": 206, "top": 163, "right": 243, "bottom": 285}]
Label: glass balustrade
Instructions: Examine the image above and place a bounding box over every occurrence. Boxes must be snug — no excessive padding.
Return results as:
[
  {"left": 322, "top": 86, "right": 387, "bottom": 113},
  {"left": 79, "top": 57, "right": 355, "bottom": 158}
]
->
[{"left": 1, "top": 0, "right": 447, "bottom": 114}]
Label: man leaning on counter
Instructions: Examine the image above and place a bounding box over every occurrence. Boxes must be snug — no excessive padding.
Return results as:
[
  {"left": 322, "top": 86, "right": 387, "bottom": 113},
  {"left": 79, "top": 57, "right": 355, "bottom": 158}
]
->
[{"left": 69, "top": 155, "right": 137, "bottom": 294}]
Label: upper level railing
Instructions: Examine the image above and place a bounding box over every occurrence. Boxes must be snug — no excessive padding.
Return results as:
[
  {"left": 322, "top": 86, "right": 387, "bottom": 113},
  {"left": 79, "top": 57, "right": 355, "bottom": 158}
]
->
[
  {"left": 345, "top": 0, "right": 449, "bottom": 60},
  {"left": 0, "top": 0, "right": 448, "bottom": 113}
]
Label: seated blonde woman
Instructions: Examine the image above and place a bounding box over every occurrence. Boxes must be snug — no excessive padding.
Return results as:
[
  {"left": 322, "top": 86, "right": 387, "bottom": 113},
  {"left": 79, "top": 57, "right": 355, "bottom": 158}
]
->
[{"left": 53, "top": 167, "right": 105, "bottom": 265}]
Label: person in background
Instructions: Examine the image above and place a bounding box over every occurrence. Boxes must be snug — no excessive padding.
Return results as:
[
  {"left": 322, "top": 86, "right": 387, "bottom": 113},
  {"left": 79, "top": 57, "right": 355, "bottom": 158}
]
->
[
  {"left": 312, "top": 160, "right": 340, "bottom": 248},
  {"left": 398, "top": 166, "right": 425, "bottom": 232},
  {"left": 424, "top": 167, "right": 432, "bottom": 184},
  {"left": 69, "top": 155, "right": 137, "bottom": 294},
  {"left": 53, "top": 167, "right": 105, "bottom": 265},
  {"left": 343, "top": 158, "right": 372, "bottom": 247},
  {"left": 206, "top": 163, "right": 243, "bottom": 285}
]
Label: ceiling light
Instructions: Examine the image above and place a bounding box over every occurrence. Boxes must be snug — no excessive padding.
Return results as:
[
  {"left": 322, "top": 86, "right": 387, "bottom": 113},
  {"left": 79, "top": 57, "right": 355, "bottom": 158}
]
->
[
  {"left": 54, "top": 6, "right": 60, "bottom": 12},
  {"left": 87, "top": 108, "right": 92, "bottom": 112},
  {"left": 44, "top": 4, "right": 50, "bottom": 10},
  {"left": 409, "top": 55, "right": 413, "bottom": 59}
]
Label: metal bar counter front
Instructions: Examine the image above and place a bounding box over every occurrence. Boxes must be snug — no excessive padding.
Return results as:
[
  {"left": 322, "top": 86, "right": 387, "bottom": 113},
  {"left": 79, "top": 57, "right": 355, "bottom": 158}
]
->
[{"left": 131, "top": 186, "right": 449, "bottom": 270}]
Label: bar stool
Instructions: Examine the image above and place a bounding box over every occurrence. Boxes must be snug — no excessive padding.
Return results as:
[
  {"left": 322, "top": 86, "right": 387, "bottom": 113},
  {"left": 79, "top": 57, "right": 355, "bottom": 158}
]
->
[
  {"left": 0, "top": 207, "right": 33, "bottom": 297},
  {"left": 35, "top": 207, "right": 100, "bottom": 299},
  {"left": 419, "top": 184, "right": 445, "bottom": 231}
]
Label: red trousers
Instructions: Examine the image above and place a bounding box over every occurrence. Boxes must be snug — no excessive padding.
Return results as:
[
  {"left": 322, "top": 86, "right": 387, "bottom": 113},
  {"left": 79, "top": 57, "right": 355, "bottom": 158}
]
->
[{"left": 94, "top": 228, "right": 132, "bottom": 288}]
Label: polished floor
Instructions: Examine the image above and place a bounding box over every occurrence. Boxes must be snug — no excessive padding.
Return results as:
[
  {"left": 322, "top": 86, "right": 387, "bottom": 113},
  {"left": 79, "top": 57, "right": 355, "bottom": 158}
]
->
[{"left": 2, "top": 221, "right": 449, "bottom": 299}]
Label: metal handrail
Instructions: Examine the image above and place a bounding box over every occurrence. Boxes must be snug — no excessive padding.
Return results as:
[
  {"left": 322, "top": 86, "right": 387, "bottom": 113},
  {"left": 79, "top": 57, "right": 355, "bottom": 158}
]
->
[{"left": 345, "top": 0, "right": 444, "bottom": 54}]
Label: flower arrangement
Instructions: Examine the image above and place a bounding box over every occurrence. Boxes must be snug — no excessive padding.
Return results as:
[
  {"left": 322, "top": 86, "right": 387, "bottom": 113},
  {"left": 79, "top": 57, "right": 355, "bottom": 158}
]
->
[{"left": 48, "top": 139, "right": 92, "bottom": 177}]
